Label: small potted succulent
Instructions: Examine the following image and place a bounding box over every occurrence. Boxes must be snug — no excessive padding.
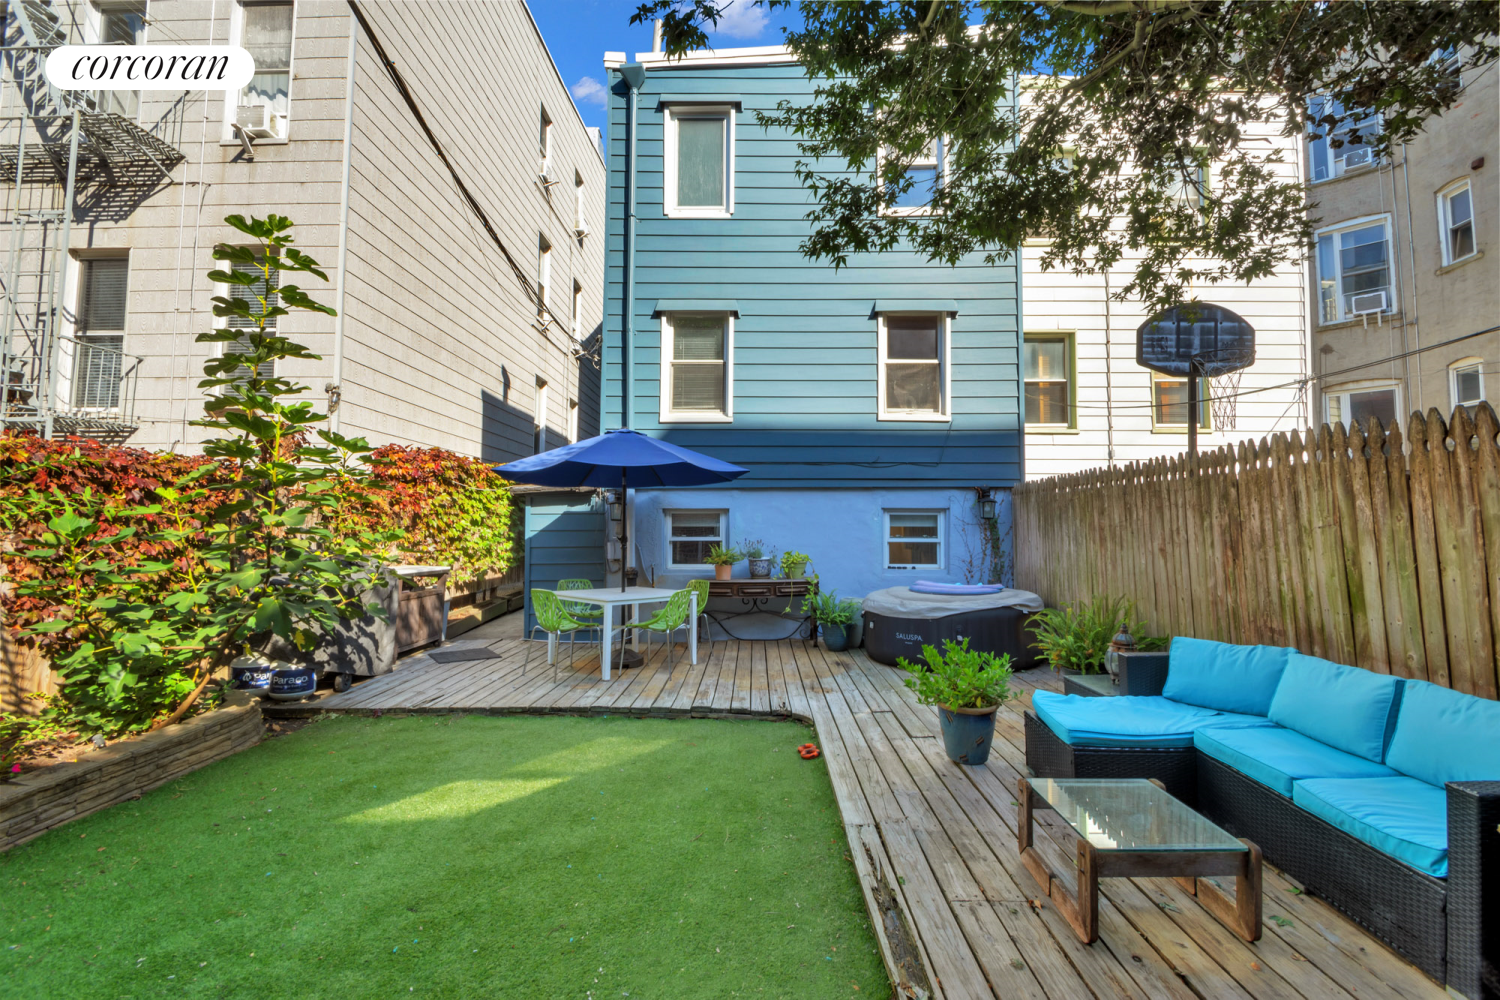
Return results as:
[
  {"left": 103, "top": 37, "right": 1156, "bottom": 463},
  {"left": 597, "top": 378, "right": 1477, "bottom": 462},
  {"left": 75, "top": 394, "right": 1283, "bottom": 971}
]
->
[
  {"left": 742, "top": 539, "right": 773, "bottom": 579},
  {"left": 805, "top": 590, "right": 861, "bottom": 651},
  {"left": 899, "top": 639, "right": 1015, "bottom": 765},
  {"left": 705, "top": 543, "right": 743, "bottom": 581},
  {"left": 779, "top": 550, "right": 811, "bottom": 580}
]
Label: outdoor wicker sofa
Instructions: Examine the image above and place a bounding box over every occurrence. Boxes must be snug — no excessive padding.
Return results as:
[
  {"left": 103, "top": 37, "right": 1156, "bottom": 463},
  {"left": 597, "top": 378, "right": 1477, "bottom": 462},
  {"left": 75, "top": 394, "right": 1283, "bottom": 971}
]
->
[{"left": 1022, "top": 637, "right": 1499, "bottom": 999}]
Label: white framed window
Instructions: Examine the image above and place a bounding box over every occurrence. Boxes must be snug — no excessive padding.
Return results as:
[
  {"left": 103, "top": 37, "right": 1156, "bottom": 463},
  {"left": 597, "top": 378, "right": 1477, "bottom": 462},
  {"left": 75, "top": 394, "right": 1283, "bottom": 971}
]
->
[
  {"left": 567, "top": 398, "right": 579, "bottom": 443},
  {"left": 572, "top": 280, "right": 583, "bottom": 339},
  {"left": 1151, "top": 373, "right": 1211, "bottom": 430},
  {"left": 574, "top": 171, "right": 587, "bottom": 236},
  {"left": 533, "top": 378, "right": 549, "bottom": 454},
  {"left": 225, "top": 0, "right": 294, "bottom": 142},
  {"left": 884, "top": 510, "right": 945, "bottom": 570},
  {"left": 666, "top": 509, "right": 727, "bottom": 569},
  {"left": 1325, "top": 380, "right": 1401, "bottom": 431},
  {"left": 1438, "top": 180, "right": 1477, "bottom": 265},
  {"left": 663, "top": 104, "right": 733, "bottom": 218},
  {"left": 91, "top": 1, "right": 146, "bottom": 118},
  {"left": 215, "top": 255, "right": 278, "bottom": 384},
  {"left": 1307, "top": 96, "right": 1380, "bottom": 182},
  {"left": 877, "top": 313, "right": 950, "bottom": 421},
  {"left": 539, "top": 105, "right": 552, "bottom": 164},
  {"left": 1165, "top": 153, "right": 1210, "bottom": 211},
  {"left": 1315, "top": 216, "right": 1395, "bottom": 324},
  {"left": 1023, "top": 333, "right": 1072, "bottom": 428},
  {"left": 659, "top": 312, "right": 732, "bottom": 423},
  {"left": 882, "top": 139, "right": 945, "bottom": 216},
  {"left": 1451, "top": 358, "right": 1485, "bottom": 411},
  {"left": 1435, "top": 46, "right": 1462, "bottom": 89},
  {"left": 537, "top": 235, "right": 552, "bottom": 319},
  {"left": 71, "top": 257, "right": 129, "bottom": 409}
]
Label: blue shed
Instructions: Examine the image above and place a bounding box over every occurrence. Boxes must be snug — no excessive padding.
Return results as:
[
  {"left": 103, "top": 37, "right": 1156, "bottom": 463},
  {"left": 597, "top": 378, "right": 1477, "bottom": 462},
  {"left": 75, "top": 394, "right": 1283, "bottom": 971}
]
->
[{"left": 520, "top": 486, "right": 608, "bottom": 641}]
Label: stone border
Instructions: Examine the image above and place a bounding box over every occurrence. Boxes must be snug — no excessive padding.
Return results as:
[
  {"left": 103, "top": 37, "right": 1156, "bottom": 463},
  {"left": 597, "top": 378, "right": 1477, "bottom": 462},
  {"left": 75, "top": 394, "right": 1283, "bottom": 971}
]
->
[{"left": 0, "top": 697, "right": 262, "bottom": 852}]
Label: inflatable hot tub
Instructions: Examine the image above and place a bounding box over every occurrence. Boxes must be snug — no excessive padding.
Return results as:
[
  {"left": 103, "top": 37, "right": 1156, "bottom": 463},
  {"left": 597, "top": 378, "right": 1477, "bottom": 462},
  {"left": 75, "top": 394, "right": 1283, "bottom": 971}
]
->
[{"left": 862, "top": 586, "right": 1044, "bottom": 670}]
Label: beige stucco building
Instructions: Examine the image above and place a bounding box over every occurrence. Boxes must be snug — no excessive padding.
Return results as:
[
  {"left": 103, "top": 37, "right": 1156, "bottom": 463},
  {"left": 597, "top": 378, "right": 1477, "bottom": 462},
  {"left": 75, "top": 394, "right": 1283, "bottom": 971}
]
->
[
  {"left": 1304, "top": 53, "right": 1498, "bottom": 427},
  {"left": 1, "top": 0, "right": 604, "bottom": 459}
]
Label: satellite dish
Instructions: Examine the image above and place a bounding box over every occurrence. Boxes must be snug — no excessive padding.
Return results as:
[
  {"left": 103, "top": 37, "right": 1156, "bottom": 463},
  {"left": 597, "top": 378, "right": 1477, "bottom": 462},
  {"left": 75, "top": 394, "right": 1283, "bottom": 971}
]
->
[{"left": 1136, "top": 303, "right": 1255, "bottom": 378}]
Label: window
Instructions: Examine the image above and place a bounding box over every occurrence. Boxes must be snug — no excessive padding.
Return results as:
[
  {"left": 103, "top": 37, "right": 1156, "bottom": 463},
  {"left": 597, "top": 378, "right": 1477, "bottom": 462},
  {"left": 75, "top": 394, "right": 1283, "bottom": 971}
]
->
[
  {"left": 1308, "top": 96, "right": 1380, "bottom": 182},
  {"left": 1165, "top": 152, "right": 1209, "bottom": 211},
  {"left": 533, "top": 378, "right": 549, "bottom": 454},
  {"left": 572, "top": 280, "right": 583, "bottom": 339},
  {"left": 660, "top": 312, "right": 732, "bottom": 422},
  {"left": 1451, "top": 359, "right": 1485, "bottom": 411},
  {"left": 878, "top": 313, "right": 949, "bottom": 420},
  {"left": 1024, "top": 334, "right": 1072, "bottom": 427},
  {"left": 1151, "top": 373, "right": 1211, "bottom": 430},
  {"left": 237, "top": 1, "right": 293, "bottom": 126},
  {"left": 574, "top": 171, "right": 587, "bottom": 235},
  {"left": 539, "top": 105, "right": 552, "bottom": 163},
  {"left": 667, "top": 510, "right": 726, "bottom": 568},
  {"left": 95, "top": 1, "right": 145, "bottom": 118},
  {"left": 537, "top": 235, "right": 551, "bottom": 319},
  {"left": 568, "top": 398, "right": 579, "bottom": 443},
  {"left": 883, "top": 140, "right": 945, "bottom": 214},
  {"left": 1435, "top": 46, "right": 1462, "bottom": 90},
  {"left": 220, "top": 257, "right": 278, "bottom": 382},
  {"left": 1438, "top": 181, "right": 1476, "bottom": 265},
  {"left": 1325, "top": 381, "right": 1400, "bottom": 431},
  {"left": 72, "top": 257, "right": 128, "bottom": 409},
  {"left": 1316, "top": 218, "right": 1394, "bottom": 323},
  {"left": 885, "top": 511, "right": 944, "bottom": 570},
  {"left": 663, "top": 105, "right": 733, "bottom": 217}
]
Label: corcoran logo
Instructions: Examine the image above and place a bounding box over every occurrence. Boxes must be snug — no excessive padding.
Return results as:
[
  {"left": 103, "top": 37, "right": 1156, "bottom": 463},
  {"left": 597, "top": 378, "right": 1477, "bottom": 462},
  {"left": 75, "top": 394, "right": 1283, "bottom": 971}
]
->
[{"left": 45, "top": 45, "right": 254, "bottom": 92}]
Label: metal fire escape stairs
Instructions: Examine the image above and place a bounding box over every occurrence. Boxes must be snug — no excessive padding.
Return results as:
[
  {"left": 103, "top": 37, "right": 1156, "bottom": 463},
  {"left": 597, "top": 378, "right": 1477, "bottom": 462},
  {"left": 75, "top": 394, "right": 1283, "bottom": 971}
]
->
[{"left": 0, "top": 0, "right": 185, "bottom": 440}]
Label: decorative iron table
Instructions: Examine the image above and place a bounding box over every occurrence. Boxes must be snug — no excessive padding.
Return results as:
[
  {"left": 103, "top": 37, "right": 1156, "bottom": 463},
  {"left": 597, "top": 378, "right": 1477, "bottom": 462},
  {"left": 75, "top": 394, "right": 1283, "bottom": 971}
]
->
[
  {"left": 1018, "top": 776, "right": 1262, "bottom": 945},
  {"left": 705, "top": 578, "right": 818, "bottom": 641}
]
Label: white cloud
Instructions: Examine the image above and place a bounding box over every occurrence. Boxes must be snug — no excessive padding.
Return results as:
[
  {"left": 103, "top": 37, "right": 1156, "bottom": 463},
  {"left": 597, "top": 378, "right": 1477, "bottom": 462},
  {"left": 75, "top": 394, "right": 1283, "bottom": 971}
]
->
[
  {"left": 711, "top": 1, "right": 768, "bottom": 40},
  {"left": 570, "top": 76, "right": 608, "bottom": 108}
]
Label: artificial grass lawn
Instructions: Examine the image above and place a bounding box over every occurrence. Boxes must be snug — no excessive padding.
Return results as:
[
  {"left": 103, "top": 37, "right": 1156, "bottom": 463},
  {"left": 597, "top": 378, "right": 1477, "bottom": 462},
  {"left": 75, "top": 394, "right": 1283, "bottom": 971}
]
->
[{"left": 1, "top": 714, "right": 888, "bottom": 998}]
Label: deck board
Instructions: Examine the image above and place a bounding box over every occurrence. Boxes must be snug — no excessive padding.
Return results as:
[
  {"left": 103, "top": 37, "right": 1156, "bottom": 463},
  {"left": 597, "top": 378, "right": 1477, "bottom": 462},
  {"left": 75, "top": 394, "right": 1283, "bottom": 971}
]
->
[{"left": 292, "top": 614, "right": 1448, "bottom": 1000}]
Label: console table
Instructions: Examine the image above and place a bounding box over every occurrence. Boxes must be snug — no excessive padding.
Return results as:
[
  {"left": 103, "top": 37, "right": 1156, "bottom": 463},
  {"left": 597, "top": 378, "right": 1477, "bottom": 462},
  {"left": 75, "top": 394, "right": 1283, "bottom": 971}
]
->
[{"left": 706, "top": 578, "right": 818, "bottom": 641}]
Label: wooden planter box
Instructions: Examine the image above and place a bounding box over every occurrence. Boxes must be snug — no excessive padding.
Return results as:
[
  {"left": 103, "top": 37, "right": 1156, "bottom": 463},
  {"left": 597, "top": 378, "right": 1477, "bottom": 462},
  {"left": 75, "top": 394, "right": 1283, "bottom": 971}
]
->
[{"left": 395, "top": 566, "right": 451, "bottom": 653}]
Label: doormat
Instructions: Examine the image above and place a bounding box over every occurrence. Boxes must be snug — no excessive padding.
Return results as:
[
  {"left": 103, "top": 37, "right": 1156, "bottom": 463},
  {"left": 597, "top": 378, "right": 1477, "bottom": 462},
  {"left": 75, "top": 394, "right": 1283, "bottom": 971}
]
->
[{"left": 428, "top": 647, "right": 505, "bottom": 663}]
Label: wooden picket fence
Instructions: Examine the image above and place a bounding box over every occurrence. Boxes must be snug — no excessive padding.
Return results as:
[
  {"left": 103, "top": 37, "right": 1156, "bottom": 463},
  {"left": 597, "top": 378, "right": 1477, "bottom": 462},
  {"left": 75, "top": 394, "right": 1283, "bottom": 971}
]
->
[{"left": 1013, "top": 403, "right": 1500, "bottom": 700}]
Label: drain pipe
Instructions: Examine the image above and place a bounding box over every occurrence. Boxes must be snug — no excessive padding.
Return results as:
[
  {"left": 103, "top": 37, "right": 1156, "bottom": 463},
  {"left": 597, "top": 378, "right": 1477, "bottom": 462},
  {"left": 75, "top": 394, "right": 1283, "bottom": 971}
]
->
[
  {"left": 619, "top": 62, "right": 646, "bottom": 430},
  {"left": 329, "top": 13, "right": 359, "bottom": 433}
]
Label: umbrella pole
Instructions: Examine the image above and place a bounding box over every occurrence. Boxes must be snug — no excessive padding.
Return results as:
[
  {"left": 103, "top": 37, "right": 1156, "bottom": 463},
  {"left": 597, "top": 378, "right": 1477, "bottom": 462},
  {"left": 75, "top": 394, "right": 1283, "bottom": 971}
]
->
[{"left": 620, "top": 468, "right": 628, "bottom": 592}]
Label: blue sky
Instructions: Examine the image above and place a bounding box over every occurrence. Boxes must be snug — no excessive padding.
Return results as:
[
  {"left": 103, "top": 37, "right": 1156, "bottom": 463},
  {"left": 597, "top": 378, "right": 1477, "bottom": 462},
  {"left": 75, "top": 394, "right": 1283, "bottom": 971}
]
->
[{"left": 530, "top": 0, "right": 799, "bottom": 134}]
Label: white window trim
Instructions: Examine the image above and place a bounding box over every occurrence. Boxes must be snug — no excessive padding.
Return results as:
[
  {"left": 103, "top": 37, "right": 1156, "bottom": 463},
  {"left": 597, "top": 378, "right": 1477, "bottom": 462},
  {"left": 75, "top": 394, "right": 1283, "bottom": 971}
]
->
[
  {"left": 572, "top": 280, "right": 583, "bottom": 339},
  {"left": 662, "top": 104, "right": 735, "bottom": 219},
  {"left": 659, "top": 312, "right": 734, "bottom": 424},
  {"left": 537, "top": 236, "right": 552, "bottom": 318},
  {"left": 211, "top": 251, "right": 277, "bottom": 388},
  {"left": 58, "top": 251, "right": 131, "bottom": 412},
  {"left": 1437, "top": 179, "right": 1477, "bottom": 266},
  {"left": 883, "top": 509, "right": 946, "bottom": 571},
  {"left": 1307, "top": 98, "right": 1382, "bottom": 184},
  {"left": 879, "top": 141, "right": 945, "bottom": 218},
  {"left": 1450, "top": 357, "right": 1486, "bottom": 408},
  {"left": 221, "top": 0, "right": 295, "bottom": 146},
  {"left": 87, "top": 1, "right": 147, "bottom": 122},
  {"left": 1149, "top": 371, "right": 1212, "bottom": 433},
  {"left": 567, "top": 397, "right": 580, "bottom": 443},
  {"left": 533, "top": 378, "right": 549, "bottom": 454},
  {"left": 1023, "top": 330, "right": 1074, "bottom": 430},
  {"left": 876, "top": 312, "right": 952, "bottom": 422},
  {"left": 665, "top": 508, "right": 728, "bottom": 572},
  {"left": 1323, "top": 378, "right": 1402, "bottom": 429},
  {"left": 1314, "top": 213, "right": 1398, "bottom": 325}
]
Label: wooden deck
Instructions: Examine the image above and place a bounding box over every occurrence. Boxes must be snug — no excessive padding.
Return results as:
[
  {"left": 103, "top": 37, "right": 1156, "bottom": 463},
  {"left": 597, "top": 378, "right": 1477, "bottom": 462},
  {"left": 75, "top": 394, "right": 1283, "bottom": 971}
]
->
[{"left": 287, "top": 615, "right": 1446, "bottom": 1000}]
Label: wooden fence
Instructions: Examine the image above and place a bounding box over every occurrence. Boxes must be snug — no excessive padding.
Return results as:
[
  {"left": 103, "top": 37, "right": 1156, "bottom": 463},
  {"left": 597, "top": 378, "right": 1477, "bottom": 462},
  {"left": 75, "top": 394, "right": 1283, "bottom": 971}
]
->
[{"left": 1013, "top": 403, "right": 1500, "bottom": 700}]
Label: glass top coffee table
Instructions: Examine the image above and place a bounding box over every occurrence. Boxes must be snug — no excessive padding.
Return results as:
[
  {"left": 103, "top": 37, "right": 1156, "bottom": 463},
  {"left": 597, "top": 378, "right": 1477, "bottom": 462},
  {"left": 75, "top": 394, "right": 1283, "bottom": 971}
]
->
[{"left": 1018, "top": 776, "right": 1262, "bottom": 944}]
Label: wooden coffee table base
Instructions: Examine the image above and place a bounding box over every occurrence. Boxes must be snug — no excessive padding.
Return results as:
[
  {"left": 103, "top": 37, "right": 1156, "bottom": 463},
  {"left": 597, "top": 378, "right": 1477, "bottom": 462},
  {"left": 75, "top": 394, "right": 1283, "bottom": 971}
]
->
[{"left": 1018, "top": 777, "right": 1262, "bottom": 945}]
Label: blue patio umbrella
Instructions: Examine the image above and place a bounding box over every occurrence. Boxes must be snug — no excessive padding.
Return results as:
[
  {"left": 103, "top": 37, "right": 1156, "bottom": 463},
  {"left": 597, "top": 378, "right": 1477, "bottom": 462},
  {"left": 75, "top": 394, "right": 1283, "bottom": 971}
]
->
[{"left": 495, "top": 428, "right": 748, "bottom": 590}]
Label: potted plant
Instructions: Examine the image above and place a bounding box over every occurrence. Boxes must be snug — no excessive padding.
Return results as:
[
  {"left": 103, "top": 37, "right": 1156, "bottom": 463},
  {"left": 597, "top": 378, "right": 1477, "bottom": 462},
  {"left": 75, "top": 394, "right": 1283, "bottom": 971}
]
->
[
  {"left": 705, "top": 543, "right": 743, "bottom": 581},
  {"left": 779, "top": 550, "right": 811, "bottom": 579},
  {"left": 742, "top": 539, "right": 773, "bottom": 579},
  {"left": 805, "top": 590, "right": 860, "bottom": 651},
  {"left": 1026, "top": 595, "right": 1165, "bottom": 675},
  {"left": 899, "top": 639, "right": 1015, "bottom": 765}
]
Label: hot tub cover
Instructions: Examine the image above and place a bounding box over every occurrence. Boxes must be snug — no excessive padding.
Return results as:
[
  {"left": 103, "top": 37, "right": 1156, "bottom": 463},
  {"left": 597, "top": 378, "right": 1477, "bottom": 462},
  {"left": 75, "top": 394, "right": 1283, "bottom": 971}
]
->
[{"left": 862, "top": 586, "right": 1044, "bottom": 619}]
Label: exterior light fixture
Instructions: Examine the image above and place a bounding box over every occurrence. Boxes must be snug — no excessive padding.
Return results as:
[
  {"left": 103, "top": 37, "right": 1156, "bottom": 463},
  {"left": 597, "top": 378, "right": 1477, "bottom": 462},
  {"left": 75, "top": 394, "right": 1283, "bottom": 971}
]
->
[
  {"left": 1105, "top": 626, "right": 1136, "bottom": 683},
  {"left": 978, "top": 489, "right": 998, "bottom": 521},
  {"left": 602, "top": 489, "right": 624, "bottom": 521}
]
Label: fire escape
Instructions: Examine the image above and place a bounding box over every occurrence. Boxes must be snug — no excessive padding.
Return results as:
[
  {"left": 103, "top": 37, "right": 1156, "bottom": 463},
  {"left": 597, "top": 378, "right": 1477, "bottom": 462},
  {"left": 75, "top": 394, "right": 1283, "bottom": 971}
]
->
[{"left": 0, "top": 0, "right": 184, "bottom": 440}]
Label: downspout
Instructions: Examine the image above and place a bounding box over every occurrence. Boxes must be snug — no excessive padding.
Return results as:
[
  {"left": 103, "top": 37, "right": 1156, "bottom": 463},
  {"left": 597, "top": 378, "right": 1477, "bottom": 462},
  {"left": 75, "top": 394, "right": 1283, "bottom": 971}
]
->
[
  {"left": 620, "top": 62, "right": 646, "bottom": 430},
  {"left": 330, "top": 14, "right": 359, "bottom": 433},
  {"left": 1399, "top": 141, "right": 1423, "bottom": 414},
  {"left": 1103, "top": 268, "right": 1115, "bottom": 467}
]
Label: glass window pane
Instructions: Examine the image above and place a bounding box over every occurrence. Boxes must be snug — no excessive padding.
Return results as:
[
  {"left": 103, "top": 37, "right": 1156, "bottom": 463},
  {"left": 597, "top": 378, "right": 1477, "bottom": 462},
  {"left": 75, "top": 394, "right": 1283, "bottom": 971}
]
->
[
  {"left": 672, "top": 363, "right": 725, "bottom": 412},
  {"left": 1026, "top": 382, "right": 1069, "bottom": 424},
  {"left": 1448, "top": 188, "right": 1472, "bottom": 225},
  {"left": 670, "top": 512, "right": 721, "bottom": 537},
  {"left": 888, "top": 513, "right": 939, "bottom": 538},
  {"left": 1455, "top": 366, "right": 1482, "bottom": 404},
  {"left": 1024, "top": 339, "right": 1066, "bottom": 380},
  {"left": 72, "top": 334, "right": 123, "bottom": 408},
  {"left": 672, "top": 540, "right": 713, "bottom": 564},
  {"left": 80, "top": 258, "right": 128, "bottom": 332},
  {"left": 226, "top": 260, "right": 279, "bottom": 330},
  {"left": 677, "top": 117, "right": 725, "bottom": 208},
  {"left": 887, "top": 317, "right": 939, "bottom": 359},
  {"left": 1317, "top": 235, "right": 1337, "bottom": 322},
  {"left": 673, "top": 317, "right": 724, "bottom": 360},
  {"left": 888, "top": 540, "right": 939, "bottom": 565},
  {"left": 886, "top": 363, "right": 940, "bottom": 411},
  {"left": 1154, "top": 379, "right": 1188, "bottom": 425},
  {"left": 1327, "top": 394, "right": 1342, "bottom": 424},
  {"left": 1349, "top": 388, "right": 1397, "bottom": 429},
  {"left": 891, "top": 166, "right": 938, "bottom": 208},
  {"left": 1450, "top": 220, "right": 1475, "bottom": 260},
  {"left": 243, "top": 3, "right": 293, "bottom": 68}
]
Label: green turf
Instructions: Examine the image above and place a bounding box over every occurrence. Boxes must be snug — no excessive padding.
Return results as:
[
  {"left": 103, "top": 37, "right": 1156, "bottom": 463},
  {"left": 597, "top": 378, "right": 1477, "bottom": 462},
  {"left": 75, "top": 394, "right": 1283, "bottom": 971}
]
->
[{"left": 1, "top": 714, "right": 889, "bottom": 999}]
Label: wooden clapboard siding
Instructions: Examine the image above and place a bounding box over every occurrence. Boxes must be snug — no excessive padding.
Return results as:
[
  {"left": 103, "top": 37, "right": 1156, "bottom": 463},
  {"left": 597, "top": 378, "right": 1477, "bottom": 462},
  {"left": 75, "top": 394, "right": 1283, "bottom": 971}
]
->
[
  {"left": 522, "top": 493, "right": 608, "bottom": 637},
  {"left": 602, "top": 59, "right": 1022, "bottom": 489},
  {"left": 1014, "top": 403, "right": 1500, "bottom": 699}
]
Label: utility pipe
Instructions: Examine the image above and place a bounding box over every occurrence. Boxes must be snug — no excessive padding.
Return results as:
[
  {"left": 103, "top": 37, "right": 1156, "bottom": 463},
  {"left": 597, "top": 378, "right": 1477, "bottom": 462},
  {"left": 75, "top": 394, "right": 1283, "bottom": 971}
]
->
[
  {"left": 330, "top": 13, "right": 359, "bottom": 433},
  {"left": 619, "top": 62, "right": 645, "bottom": 431}
]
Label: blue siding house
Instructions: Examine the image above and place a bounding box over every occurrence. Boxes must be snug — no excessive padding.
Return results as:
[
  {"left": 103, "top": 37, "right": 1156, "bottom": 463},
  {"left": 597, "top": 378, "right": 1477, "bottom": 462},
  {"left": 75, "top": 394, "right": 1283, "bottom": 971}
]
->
[{"left": 601, "top": 45, "right": 1022, "bottom": 599}]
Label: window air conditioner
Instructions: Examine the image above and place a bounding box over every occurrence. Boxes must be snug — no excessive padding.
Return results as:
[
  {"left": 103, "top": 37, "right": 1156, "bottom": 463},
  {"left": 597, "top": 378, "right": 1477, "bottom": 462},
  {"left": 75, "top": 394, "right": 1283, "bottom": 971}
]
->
[
  {"left": 235, "top": 104, "right": 283, "bottom": 140},
  {"left": 539, "top": 159, "right": 558, "bottom": 187},
  {"left": 1341, "top": 146, "right": 1373, "bottom": 171},
  {"left": 1349, "top": 290, "right": 1388, "bottom": 316},
  {"left": 574, "top": 220, "right": 590, "bottom": 238}
]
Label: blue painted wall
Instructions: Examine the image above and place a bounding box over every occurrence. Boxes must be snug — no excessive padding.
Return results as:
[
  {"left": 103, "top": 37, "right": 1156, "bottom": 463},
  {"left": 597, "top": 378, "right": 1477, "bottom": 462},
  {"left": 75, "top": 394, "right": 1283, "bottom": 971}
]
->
[
  {"left": 523, "top": 492, "right": 608, "bottom": 639},
  {"left": 602, "top": 59, "right": 1023, "bottom": 488}
]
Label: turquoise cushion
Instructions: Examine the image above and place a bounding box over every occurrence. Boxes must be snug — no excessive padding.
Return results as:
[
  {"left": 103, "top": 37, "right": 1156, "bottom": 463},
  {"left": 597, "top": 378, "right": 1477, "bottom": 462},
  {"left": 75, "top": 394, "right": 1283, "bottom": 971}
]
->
[
  {"left": 1267, "top": 653, "right": 1403, "bottom": 762},
  {"left": 1384, "top": 679, "right": 1500, "bottom": 787},
  {"left": 1194, "top": 724, "right": 1397, "bottom": 796},
  {"left": 1162, "top": 637, "right": 1293, "bottom": 716},
  {"left": 1293, "top": 777, "right": 1449, "bottom": 877},
  {"left": 1033, "top": 691, "right": 1270, "bottom": 748}
]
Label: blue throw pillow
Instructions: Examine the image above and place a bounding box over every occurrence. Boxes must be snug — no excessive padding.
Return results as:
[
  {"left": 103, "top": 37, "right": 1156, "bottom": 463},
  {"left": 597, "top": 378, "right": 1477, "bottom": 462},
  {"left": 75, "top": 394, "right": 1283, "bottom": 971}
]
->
[
  {"left": 1385, "top": 679, "right": 1500, "bottom": 787},
  {"left": 1267, "top": 652, "right": 1402, "bottom": 762},
  {"left": 1161, "top": 637, "right": 1293, "bottom": 716}
]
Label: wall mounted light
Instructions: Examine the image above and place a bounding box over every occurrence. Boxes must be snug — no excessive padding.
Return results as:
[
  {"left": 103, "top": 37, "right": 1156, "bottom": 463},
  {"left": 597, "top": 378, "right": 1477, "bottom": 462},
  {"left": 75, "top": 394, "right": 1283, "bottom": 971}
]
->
[
  {"left": 602, "top": 489, "right": 624, "bottom": 521},
  {"left": 978, "top": 488, "right": 998, "bottom": 521}
]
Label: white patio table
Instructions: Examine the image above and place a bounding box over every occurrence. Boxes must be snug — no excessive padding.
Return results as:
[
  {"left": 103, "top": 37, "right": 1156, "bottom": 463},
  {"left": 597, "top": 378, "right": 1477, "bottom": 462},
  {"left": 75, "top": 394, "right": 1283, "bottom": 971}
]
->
[{"left": 554, "top": 586, "right": 696, "bottom": 680}]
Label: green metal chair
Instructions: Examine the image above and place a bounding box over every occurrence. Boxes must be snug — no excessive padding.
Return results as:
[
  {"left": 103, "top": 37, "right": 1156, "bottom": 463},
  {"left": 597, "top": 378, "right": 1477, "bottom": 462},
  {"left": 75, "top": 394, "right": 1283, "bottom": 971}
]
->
[
  {"left": 527, "top": 589, "right": 594, "bottom": 680},
  {"left": 633, "top": 588, "right": 694, "bottom": 669},
  {"left": 558, "top": 578, "right": 604, "bottom": 621}
]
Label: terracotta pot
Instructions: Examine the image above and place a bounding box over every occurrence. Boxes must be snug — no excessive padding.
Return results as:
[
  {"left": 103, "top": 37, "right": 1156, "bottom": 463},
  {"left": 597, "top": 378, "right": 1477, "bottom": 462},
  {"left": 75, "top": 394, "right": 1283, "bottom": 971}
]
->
[{"left": 714, "top": 564, "right": 732, "bottom": 581}]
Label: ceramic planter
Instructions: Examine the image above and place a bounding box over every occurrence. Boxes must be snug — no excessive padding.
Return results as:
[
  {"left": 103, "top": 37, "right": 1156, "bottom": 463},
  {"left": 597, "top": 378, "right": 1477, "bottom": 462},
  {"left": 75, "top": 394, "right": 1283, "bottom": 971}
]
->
[
  {"left": 268, "top": 666, "right": 318, "bottom": 702},
  {"left": 937, "top": 703, "right": 999, "bottom": 765},
  {"left": 783, "top": 560, "right": 809, "bottom": 580},
  {"left": 714, "top": 564, "right": 733, "bottom": 581},
  {"left": 748, "top": 557, "right": 772, "bottom": 578},
  {"left": 821, "top": 622, "right": 853, "bottom": 652}
]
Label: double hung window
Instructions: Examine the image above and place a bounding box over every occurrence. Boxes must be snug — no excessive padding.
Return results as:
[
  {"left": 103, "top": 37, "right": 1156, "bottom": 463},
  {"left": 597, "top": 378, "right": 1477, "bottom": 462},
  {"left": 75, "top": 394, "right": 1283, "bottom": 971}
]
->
[
  {"left": 1023, "top": 334, "right": 1072, "bottom": 427},
  {"left": 1325, "top": 382, "right": 1400, "bottom": 431},
  {"left": 660, "top": 313, "right": 731, "bottom": 421},
  {"left": 878, "top": 314, "right": 949, "bottom": 420},
  {"left": 96, "top": 2, "right": 146, "bottom": 118},
  {"left": 1308, "top": 96, "right": 1380, "bottom": 182},
  {"left": 1316, "top": 218, "right": 1394, "bottom": 323},
  {"left": 221, "top": 257, "right": 278, "bottom": 383},
  {"left": 72, "top": 258, "right": 129, "bottom": 409},
  {"left": 885, "top": 511, "right": 944, "bottom": 570},
  {"left": 1438, "top": 181, "right": 1476, "bottom": 265},
  {"left": 667, "top": 510, "right": 727, "bottom": 568},
  {"left": 1451, "top": 360, "right": 1485, "bottom": 411},
  {"left": 1151, "top": 374, "right": 1211, "bottom": 430},
  {"left": 664, "top": 106, "right": 733, "bottom": 217},
  {"left": 238, "top": 1, "right": 294, "bottom": 125},
  {"left": 884, "top": 140, "right": 945, "bottom": 214}
]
